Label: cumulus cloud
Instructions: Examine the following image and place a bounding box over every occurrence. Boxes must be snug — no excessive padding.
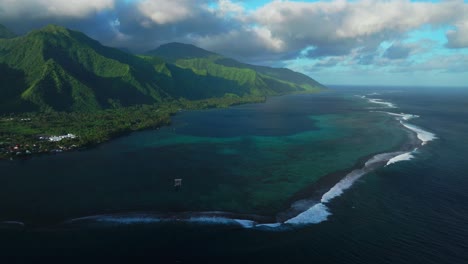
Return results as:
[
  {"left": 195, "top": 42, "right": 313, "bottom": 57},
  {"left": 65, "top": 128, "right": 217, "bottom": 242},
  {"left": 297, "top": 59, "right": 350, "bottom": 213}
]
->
[
  {"left": 409, "top": 53, "right": 468, "bottom": 73},
  {"left": 137, "top": 0, "right": 198, "bottom": 26},
  {"left": 250, "top": 0, "right": 468, "bottom": 57},
  {"left": 0, "top": 0, "right": 467, "bottom": 83},
  {"left": 194, "top": 26, "right": 285, "bottom": 59},
  {"left": 0, "top": 0, "right": 114, "bottom": 19},
  {"left": 215, "top": 0, "right": 245, "bottom": 18},
  {"left": 446, "top": 21, "right": 468, "bottom": 48}
]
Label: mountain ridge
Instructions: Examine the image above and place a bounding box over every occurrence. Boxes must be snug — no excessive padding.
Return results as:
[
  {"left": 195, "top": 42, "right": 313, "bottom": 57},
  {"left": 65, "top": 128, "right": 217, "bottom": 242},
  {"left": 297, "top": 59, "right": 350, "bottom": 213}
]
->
[
  {"left": 146, "top": 42, "right": 218, "bottom": 61},
  {"left": 0, "top": 24, "right": 16, "bottom": 39},
  {"left": 145, "top": 42, "right": 325, "bottom": 96},
  {"left": 0, "top": 24, "right": 325, "bottom": 113},
  {"left": 0, "top": 24, "right": 168, "bottom": 112},
  {"left": 0, "top": 24, "right": 325, "bottom": 159}
]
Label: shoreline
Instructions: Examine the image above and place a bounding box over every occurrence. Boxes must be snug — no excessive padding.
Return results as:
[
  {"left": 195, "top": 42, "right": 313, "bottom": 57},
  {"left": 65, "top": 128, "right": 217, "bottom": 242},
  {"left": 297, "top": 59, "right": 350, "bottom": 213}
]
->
[
  {"left": 1, "top": 90, "right": 330, "bottom": 161},
  {"left": 2, "top": 92, "right": 431, "bottom": 229},
  {"left": 7, "top": 115, "right": 422, "bottom": 230},
  {"left": 0, "top": 95, "right": 270, "bottom": 161}
]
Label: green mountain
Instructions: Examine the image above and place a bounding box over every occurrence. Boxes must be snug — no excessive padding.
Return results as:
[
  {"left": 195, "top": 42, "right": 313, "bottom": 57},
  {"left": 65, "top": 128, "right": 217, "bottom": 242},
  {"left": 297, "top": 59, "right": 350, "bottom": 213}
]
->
[
  {"left": 0, "top": 25, "right": 324, "bottom": 114},
  {"left": 145, "top": 43, "right": 325, "bottom": 98},
  {"left": 148, "top": 42, "right": 215, "bottom": 61},
  {"left": 0, "top": 25, "right": 167, "bottom": 113},
  {"left": 0, "top": 24, "right": 16, "bottom": 39}
]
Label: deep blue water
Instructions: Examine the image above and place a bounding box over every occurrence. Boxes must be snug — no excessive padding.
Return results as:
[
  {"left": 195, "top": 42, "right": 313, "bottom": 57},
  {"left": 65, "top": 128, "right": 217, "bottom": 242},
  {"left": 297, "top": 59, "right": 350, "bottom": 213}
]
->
[{"left": 1, "top": 86, "right": 468, "bottom": 263}]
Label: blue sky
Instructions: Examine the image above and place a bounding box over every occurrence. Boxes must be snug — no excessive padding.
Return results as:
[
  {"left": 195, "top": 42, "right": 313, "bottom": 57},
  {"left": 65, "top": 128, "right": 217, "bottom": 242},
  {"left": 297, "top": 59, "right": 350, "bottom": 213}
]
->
[{"left": 1, "top": 0, "right": 467, "bottom": 87}]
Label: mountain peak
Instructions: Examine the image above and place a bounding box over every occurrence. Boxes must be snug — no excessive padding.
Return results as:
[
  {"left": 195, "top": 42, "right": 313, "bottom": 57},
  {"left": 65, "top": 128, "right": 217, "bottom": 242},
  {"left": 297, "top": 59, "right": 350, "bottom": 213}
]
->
[
  {"left": 0, "top": 24, "right": 16, "bottom": 39},
  {"left": 0, "top": 25, "right": 324, "bottom": 113},
  {"left": 40, "top": 24, "right": 71, "bottom": 35},
  {"left": 25, "top": 25, "right": 74, "bottom": 41},
  {"left": 146, "top": 42, "right": 218, "bottom": 62}
]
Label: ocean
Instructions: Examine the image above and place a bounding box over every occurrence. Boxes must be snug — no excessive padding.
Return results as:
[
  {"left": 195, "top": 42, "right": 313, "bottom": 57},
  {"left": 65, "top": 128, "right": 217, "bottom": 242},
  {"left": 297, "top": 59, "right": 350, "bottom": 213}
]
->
[{"left": 0, "top": 86, "right": 467, "bottom": 263}]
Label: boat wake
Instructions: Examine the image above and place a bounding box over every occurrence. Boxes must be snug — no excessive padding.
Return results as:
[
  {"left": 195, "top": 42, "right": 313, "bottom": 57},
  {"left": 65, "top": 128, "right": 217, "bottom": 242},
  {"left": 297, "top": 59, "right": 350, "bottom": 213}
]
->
[{"left": 60, "top": 95, "right": 437, "bottom": 230}]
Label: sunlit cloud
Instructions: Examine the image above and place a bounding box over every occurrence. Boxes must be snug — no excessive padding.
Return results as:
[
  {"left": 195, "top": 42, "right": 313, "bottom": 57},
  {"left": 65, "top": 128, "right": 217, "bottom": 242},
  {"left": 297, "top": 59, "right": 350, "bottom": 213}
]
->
[{"left": 0, "top": 0, "right": 467, "bottom": 86}]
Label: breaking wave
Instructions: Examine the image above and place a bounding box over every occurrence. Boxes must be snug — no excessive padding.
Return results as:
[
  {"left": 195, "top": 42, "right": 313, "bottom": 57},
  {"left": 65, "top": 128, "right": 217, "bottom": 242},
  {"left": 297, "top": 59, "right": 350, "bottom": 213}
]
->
[
  {"left": 0, "top": 221, "right": 25, "bottom": 228},
  {"left": 61, "top": 95, "right": 437, "bottom": 230},
  {"left": 188, "top": 217, "right": 256, "bottom": 228},
  {"left": 282, "top": 96, "right": 438, "bottom": 225},
  {"left": 401, "top": 122, "right": 437, "bottom": 145},
  {"left": 359, "top": 95, "right": 397, "bottom": 108},
  {"left": 386, "top": 151, "right": 415, "bottom": 166},
  {"left": 284, "top": 150, "right": 401, "bottom": 225},
  {"left": 65, "top": 212, "right": 265, "bottom": 229}
]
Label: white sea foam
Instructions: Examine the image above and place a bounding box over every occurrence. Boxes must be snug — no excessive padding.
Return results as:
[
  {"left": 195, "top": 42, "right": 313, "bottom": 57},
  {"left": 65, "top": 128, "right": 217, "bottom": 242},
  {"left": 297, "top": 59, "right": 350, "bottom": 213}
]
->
[
  {"left": 188, "top": 217, "right": 256, "bottom": 228},
  {"left": 382, "top": 112, "right": 419, "bottom": 121},
  {"left": 285, "top": 166, "right": 371, "bottom": 225},
  {"left": 96, "top": 216, "right": 162, "bottom": 225},
  {"left": 284, "top": 149, "right": 416, "bottom": 225},
  {"left": 365, "top": 152, "right": 402, "bottom": 167},
  {"left": 285, "top": 203, "right": 331, "bottom": 225},
  {"left": 386, "top": 151, "right": 415, "bottom": 166},
  {"left": 401, "top": 122, "right": 437, "bottom": 145},
  {"left": 321, "top": 168, "right": 368, "bottom": 203},
  {"left": 256, "top": 223, "right": 282, "bottom": 228},
  {"left": 0, "top": 221, "right": 25, "bottom": 227},
  {"left": 66, "top": 213, "right": 164, "bottom": 225},
  {"left": 373, "top": 111, "right": 436, "bottom": 165},
  {"left": 377, "top": 111, "right": 436, "bottom": 146},
  {"left": 63, "top": 97, "right": 437, "bottom": 230},
  {"left": 360, "top": 95, "right": 397, "bottom": 108},
  {"left": 367, "top": 98, "right": 397, "bottom": 108},
  {"left": 68, "top": 214, "right": 259, "bottom": 228}
]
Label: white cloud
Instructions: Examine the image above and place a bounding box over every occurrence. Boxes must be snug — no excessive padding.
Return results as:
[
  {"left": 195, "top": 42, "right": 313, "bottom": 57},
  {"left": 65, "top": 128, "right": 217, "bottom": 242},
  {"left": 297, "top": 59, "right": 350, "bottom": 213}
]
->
[
  {"left": 446, "top": 20, "right": 468, "bottom": 48},
  {"left": 250, "top": 0, "right": 468, "bottom": 55},
  {"left": 1, "top": 0, "right": 468, "bottom": 83},
  {"left": 137, "top": 0, "right": 193, "bottom": 25},
  {"left": 0, "top": 0, "right": 114, "bottom": 18},
  {"left": 216, "top": 0, "right": 245, "bottom": 17},
  {"left": 194, "top": 26, "right": 285, "bottom": 58}
]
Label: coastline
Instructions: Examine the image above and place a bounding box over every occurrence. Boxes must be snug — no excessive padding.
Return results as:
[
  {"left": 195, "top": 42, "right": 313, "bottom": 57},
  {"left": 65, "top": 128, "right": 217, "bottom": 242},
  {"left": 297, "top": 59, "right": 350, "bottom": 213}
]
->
[
  {"left": 1, "top": 89, "right": 330, "bottom": 161},
  {"left": 2, "top": 90, "right": 434, "bottom": 229},
  {"left": 7, "top": 114, "right": 422, "bottom": 230},
  {"left": 0, "top": 95, "right": 269, "bottom": 161}
]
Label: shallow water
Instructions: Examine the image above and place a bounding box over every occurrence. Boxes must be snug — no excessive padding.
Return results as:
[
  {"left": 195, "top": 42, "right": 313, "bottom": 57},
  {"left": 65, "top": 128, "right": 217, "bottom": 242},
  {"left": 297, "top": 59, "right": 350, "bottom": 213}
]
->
[
  {"left": 0, "top": 90, "right": 407, "bottom": 224},
  {"left": 1, "top": 86, "right": 468, "bottom": 263}
]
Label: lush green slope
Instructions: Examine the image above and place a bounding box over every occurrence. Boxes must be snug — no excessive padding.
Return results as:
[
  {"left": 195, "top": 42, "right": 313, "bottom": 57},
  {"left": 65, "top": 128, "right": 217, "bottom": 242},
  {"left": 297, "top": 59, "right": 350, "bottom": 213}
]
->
[
  {"left": 145, "top": 42, "right": 326, "bottom": 98},
  {"left": 0, "top": 24, "right": 16, "bottom": 39},
  {"left": 0, "top": 25, "right": 324, "bottom": 114},
  {"left": 0, "top": 25, "right": 167, "bottom": 113},
  {"left": 0, "top": 25, "right": 326, "bottom": 159}
]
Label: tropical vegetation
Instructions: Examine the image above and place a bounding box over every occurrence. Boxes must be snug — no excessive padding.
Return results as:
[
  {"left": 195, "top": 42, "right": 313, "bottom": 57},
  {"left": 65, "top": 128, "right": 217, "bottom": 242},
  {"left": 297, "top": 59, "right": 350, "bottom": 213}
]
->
[{"left": 0, "top": 24, "right": 324, "bottom": 159}]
